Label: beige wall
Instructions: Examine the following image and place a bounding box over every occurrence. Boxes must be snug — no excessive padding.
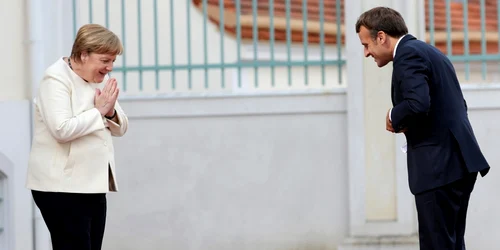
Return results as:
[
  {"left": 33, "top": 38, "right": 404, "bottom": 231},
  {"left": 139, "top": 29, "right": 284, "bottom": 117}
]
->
[
  {"left": 104, "top": 93, "right": 350, "bottom": 250},
  {"left": 0, "top": 1, "right": 28, "bottom": 101},
  {"left": 98, "top": 89, "right": 500, "bottom": 250}
]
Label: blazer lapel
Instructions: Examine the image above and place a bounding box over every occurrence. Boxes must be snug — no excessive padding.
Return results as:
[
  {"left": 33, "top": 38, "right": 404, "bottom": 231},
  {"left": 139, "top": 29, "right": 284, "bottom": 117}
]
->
[
  {"left": 391, "top": 34, "right": 417, "bottom": 106},
  {"left": 393, "top": 34, "right": 417, "bottom": 63}
]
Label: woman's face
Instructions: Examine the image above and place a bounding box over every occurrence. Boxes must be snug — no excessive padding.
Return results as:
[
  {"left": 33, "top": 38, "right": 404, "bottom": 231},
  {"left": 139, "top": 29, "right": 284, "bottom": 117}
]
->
[{"left": 81, "top": 52, "right": 116, "bottom": 83}]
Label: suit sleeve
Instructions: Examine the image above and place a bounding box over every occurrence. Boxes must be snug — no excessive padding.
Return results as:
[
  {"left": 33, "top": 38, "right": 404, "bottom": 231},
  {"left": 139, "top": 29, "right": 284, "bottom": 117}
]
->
[
  {"left": 106, "top": 100, "right": 128, "bottom": 137},
  {"left": 37, "top": 75, "right": 106, "bottom": 143},
  {"left": 391, "top": 48, "right": 431, "bottom": 132}
]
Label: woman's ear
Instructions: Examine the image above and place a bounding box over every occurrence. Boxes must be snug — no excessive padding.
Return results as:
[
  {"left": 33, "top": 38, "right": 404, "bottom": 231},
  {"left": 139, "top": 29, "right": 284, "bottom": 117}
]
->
[{"left": 81, "top": 52, "right": 88, "bottom": 63}]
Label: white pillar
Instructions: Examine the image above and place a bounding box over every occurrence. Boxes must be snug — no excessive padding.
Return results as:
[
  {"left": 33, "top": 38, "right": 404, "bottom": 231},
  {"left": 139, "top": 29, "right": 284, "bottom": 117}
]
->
[
  {"left": 28, "top": 1, "right": 75, "bottom": 250},
  {"left": 340, "top": 0, "right": 425, "bottom": 249}
]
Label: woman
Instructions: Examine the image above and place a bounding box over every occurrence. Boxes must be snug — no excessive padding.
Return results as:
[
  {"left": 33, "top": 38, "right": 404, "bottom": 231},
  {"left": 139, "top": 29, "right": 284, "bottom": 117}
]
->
[{"left": 26, "top": 24, "right": 128, "bottom": 250}]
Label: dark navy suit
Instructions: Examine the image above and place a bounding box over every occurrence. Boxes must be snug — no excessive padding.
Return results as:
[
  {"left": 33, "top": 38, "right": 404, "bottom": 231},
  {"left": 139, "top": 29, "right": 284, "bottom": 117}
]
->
[{"left": 391, "top": 34, "right": 489, "bottom": 249}]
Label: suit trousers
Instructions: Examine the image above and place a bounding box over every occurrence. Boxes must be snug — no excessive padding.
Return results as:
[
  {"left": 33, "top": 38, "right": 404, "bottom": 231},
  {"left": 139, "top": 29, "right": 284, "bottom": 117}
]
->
[
  {"left": 32, "top": 190, "right": 107, "bottom": 250},
  {"left": 415, "top": 172, "right": 477, "bottom": 250}
]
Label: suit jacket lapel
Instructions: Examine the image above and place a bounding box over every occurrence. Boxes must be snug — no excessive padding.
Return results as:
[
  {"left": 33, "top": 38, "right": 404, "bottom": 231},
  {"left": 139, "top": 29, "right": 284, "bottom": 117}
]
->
[
  {"left": 391, "top": 34, "right": 417, "bottom": 106},
  {"left": 393, "top": 34, "right": 416, "bottom": 63}
]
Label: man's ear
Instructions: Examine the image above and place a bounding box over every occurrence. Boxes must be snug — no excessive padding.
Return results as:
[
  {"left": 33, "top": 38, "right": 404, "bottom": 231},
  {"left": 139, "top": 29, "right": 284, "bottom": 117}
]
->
[{"left": 377, "top": 31, "right": 387, "bottom": 44}]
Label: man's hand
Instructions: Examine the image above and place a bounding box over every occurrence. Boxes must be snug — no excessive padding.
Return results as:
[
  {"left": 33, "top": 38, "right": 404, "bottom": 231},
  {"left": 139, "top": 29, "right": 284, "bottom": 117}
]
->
[
  {"left": 386, "top": 108, "right": 408, "bottom": 133},
  {"left": 386, "top": 109, "right": 395, "bottom": 133}
]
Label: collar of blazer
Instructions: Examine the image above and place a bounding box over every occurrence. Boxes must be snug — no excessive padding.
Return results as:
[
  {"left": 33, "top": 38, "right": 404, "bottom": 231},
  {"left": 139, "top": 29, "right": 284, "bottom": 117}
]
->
[{"left": 393, "top": 34, "right": 417, "bottom": 61}]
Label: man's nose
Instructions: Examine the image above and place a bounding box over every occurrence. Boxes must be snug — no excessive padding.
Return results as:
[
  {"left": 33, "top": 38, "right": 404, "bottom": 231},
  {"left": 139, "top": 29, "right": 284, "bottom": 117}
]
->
[{"left": 364, "top": 49, "right": 370, "bottom": 58}]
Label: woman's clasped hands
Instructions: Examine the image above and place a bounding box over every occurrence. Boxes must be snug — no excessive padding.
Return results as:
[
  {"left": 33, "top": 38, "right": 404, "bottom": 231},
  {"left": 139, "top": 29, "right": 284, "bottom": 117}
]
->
[{"left": 94, "top": 78, "right": 119, "bottom": 117}]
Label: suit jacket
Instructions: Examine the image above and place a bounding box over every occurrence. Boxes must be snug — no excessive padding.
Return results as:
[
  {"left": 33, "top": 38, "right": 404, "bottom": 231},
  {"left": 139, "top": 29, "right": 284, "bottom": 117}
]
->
[
  {"left": 26, "top": 57, "right": 128, "bottom": 193},
  {"left": 391, "top": 35, "right": 489, "bottom": 195}
]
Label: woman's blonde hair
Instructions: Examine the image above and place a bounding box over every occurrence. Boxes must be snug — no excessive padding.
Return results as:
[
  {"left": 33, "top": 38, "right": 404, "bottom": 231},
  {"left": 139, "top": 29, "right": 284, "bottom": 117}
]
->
[{"left": 70, "top": 24, "right": 123, "bottom": 63}]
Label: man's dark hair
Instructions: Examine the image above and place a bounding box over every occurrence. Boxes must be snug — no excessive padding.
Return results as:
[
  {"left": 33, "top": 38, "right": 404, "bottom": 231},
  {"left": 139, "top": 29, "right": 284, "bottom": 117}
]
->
[{"left": 355, "top": 7, "right": 408, "bottom": 39}]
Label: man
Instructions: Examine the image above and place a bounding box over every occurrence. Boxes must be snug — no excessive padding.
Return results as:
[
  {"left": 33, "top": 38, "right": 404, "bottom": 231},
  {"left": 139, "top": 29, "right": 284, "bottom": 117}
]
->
[{"left": 355, "top": 7, "right": 490, "bottom": 250}]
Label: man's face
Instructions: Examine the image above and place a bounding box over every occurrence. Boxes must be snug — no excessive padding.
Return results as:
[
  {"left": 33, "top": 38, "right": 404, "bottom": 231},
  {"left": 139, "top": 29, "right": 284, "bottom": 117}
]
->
[{"left": 358, "top": 26, "right": 391, "bottom": 67}]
